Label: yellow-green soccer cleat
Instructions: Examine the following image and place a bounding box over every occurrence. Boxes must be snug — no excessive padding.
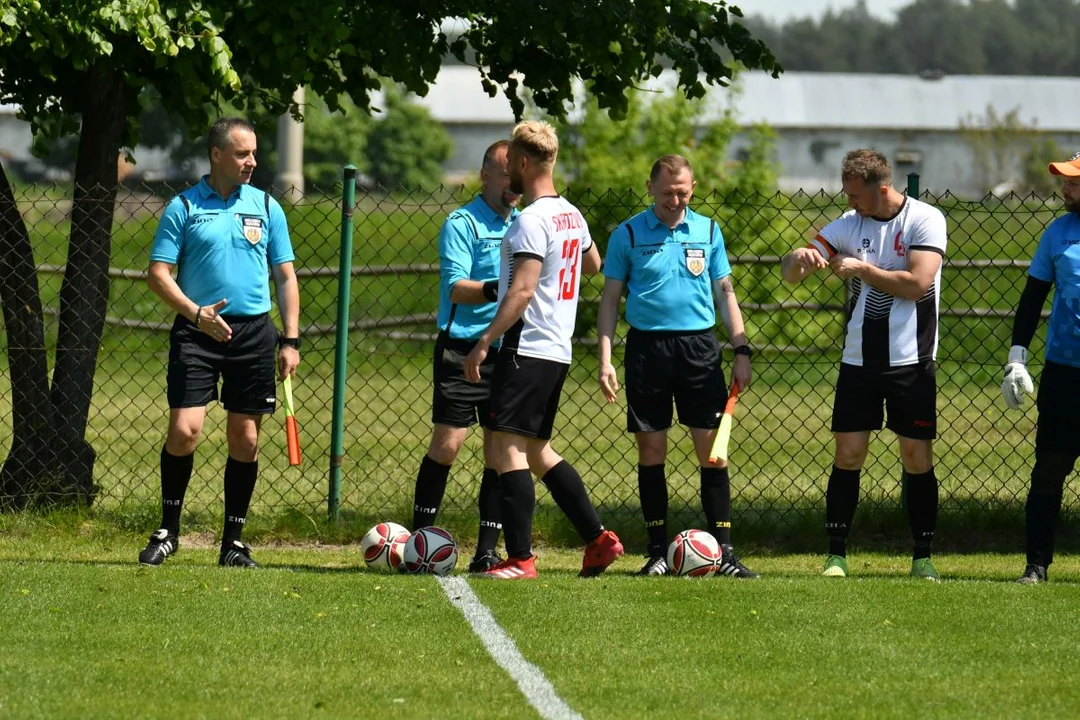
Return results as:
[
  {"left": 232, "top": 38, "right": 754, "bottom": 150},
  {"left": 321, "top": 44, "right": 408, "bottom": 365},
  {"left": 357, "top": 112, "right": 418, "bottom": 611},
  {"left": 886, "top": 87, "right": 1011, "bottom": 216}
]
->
[
  {"left": 910, "top": 557, "right": 939, "bottom": 582},
  {"left": 822, "top": 554, "right": 848, "bottom": 577}
]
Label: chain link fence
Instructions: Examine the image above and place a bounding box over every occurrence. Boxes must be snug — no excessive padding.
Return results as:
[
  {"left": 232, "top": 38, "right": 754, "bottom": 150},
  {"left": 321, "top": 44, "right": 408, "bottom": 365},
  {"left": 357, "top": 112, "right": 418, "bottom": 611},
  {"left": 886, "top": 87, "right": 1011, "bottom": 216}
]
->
[{"left": 0, "top": 179, "right": 1066, "bottom": 536}]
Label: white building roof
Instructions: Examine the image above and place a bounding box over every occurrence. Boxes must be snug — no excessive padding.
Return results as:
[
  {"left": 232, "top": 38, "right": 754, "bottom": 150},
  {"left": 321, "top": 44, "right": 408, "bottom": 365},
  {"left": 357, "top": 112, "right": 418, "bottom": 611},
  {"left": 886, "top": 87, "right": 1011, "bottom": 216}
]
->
[
  {"left": 731, "top": 72, "right": 1080, "bottom": 131},
  {"left": 414, "top": 67, "right": 1080, "bottom": 133}
]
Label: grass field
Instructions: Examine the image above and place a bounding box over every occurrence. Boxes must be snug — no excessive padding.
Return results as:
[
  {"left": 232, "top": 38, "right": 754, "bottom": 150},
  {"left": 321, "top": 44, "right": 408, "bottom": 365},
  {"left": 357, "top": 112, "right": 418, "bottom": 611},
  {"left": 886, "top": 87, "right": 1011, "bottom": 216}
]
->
[{"left": 2, "top": 519, "right": 1080, "bottom": 719}]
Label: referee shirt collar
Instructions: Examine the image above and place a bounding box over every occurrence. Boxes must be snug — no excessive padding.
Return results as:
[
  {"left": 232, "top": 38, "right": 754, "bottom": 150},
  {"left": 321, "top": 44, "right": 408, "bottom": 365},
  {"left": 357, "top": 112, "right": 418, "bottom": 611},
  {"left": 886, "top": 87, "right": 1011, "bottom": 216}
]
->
[
  {"left": 646, "top": 204, "right": 692, "bottom": 232},
  {"left": 196, "top": 175, "right": 248, "bottom": 201}
]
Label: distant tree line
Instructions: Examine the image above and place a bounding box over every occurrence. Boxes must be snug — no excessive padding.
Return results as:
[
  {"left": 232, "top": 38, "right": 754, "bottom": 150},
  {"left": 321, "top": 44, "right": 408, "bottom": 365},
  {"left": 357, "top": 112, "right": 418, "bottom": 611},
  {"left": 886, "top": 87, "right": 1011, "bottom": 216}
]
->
[{"left": 744, "top": 0, "right": 1080, "bottom": 76}]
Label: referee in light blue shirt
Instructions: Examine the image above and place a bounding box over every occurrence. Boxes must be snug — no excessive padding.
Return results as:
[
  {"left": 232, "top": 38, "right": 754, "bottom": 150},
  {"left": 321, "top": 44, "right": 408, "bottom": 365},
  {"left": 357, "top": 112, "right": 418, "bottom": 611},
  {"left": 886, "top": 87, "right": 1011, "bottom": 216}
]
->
[
  {"left": 140, "top": 117, "right": 300, "bottom": 570},
  {"left": 597, "top": 154, "right": 756, "bottom": 578},
  {"left": 411, "top": 140, "right": 520, "bottom": 573}
]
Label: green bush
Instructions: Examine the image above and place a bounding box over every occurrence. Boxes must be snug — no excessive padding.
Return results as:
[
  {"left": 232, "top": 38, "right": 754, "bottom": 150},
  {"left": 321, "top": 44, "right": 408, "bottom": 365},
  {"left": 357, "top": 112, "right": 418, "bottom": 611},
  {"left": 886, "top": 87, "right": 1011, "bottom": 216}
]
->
[
  {"left": 302, "top": 94, "right": 371, "bottom": 191},
  {"left": 365, "top": 87, "right": 453, "bottom": 190}
]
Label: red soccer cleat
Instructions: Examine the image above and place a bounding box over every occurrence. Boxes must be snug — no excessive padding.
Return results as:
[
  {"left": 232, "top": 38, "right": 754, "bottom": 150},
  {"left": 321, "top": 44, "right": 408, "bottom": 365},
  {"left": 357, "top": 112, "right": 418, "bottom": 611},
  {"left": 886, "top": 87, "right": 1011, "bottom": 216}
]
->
[
  {"left": 580, "top": 529, "right": 624, "bottom": 577},
  {"left": 480, "top": 555, "right": 538, "bottom": 580}
]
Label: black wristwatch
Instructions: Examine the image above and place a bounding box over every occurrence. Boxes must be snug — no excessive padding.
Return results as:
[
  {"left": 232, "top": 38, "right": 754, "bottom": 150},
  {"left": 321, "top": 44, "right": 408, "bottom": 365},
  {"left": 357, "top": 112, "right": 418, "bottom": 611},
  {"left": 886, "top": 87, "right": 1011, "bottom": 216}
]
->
[
  {"left": 279, "top": 336, "right": 302, "bottom": 350},
  {"left": 482, "top": 280, "right": 499, "bottom": 302},
  {"left": 733, "top": 344, "right": 752, "bottom": 358}
]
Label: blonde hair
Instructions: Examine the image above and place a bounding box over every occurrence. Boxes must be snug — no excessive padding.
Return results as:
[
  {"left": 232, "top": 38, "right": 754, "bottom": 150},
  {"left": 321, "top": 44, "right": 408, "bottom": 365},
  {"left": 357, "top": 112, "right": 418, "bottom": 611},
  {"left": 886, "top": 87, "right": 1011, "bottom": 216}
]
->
[
  {"left": 841, "top": 149, "right": 892, "bottom": 186},
  {"left": 510, "top": 120, "right": 559, "bottom": 168}
]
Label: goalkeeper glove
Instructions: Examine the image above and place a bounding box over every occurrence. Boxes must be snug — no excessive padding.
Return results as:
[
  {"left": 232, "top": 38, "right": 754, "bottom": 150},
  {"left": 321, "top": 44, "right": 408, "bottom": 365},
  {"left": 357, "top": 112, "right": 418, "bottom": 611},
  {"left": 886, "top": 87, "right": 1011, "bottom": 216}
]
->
[{"left": 1001, "top": 345, "right": 1034, "bottom": 410}]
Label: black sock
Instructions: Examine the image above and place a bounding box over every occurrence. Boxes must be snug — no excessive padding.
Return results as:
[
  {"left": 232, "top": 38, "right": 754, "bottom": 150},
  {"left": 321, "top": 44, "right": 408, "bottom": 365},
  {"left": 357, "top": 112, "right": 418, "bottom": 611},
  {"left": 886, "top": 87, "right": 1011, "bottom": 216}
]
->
[
  {"left": 701, "top": 466, "right": 732, "bottom": 547},
  {"left": 160, "top": 447, "right": 194, "bottom": 536},
  {"left": 905, "top": 469, "right": 938, "bottom": 560},
  {"left": 1026, "top": 451, "right": 1073, "bottom": 567},
  {"left": 412, "top": 455, "right": 452, "bottom": 530},
  {"left": 499, "top": 469, "right": 535, "bottom": 559},
  {"left": 222, "top": 457, "right": 257, "bottom": 544},
  {"left": 826, "top": 466, "right": 860, "bottom": 557},
  {"left": 638, "top": 464, "right": 668, "bottom": 557},
  {"left": 541, "top": 460, "right": 603, "bottom": 544},
  {"left": 1026, "top": 492, "right": 1062, "bottom": 568},
  {"left": 476, "top": 467, "right": 502, "bottom": 555}
]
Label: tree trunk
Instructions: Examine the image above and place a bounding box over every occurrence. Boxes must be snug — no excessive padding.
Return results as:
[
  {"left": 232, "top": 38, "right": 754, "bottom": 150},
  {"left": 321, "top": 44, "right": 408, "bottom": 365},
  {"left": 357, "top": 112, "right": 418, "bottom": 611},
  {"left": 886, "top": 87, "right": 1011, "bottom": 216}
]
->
[
  {"left": 0, "top": 160, "right": 59, "bottom": 510},
  {"left": 47, "top": 63, "right": 128, "bottom": 506}
]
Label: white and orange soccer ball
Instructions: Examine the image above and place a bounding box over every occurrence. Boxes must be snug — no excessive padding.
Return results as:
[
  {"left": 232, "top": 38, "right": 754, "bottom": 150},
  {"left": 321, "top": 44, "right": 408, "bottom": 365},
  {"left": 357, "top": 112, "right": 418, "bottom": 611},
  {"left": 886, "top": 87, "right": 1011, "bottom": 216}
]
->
[
  {"left": 667, "top": 529, "right": 721, "bottom": 577},
  {"left": 403, "top": 526, "right": 458, "bottom": 576},
  {"left": 361, "top": 522, "right": 410, "bottom": 571}
]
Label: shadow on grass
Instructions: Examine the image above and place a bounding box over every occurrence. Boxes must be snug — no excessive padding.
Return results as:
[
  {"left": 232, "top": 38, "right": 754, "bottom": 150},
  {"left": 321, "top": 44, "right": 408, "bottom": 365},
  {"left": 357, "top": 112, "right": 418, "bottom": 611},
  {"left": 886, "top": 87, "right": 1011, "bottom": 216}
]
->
[{"left": 8, "top": 498, "right": 1080, "bottom": 558}]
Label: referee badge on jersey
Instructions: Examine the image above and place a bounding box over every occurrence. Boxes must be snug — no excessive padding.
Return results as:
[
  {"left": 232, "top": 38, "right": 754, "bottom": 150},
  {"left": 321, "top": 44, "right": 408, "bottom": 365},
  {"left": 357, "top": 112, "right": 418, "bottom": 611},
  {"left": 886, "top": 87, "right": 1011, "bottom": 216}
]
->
[
  {"left": 684, "top": 248, "right": 706, "bottom": 277},
  {"left": 242, "top": 217, "right": 263, "bottom": 245}
]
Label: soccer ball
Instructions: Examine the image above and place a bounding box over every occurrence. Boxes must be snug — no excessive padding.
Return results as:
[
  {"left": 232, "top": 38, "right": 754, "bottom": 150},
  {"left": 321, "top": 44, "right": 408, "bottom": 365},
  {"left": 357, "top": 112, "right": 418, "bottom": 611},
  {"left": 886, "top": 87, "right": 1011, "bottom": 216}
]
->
[
  {"left": 667, "top": 529, "right": 721, "bottom": 577},
  {"left": 361, "top": 522, "right": 410, "bottom": 571},
  {"left": 403, "top": 526, "right": 458, "bottom": 576}
]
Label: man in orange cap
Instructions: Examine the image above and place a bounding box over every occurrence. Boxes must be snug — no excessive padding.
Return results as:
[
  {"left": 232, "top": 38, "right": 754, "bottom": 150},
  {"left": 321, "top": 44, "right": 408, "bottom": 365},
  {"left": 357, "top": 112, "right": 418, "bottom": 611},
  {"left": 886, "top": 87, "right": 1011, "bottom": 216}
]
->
[{"left": 1001, "top": 150, "right": 1080, "bottom": 584}]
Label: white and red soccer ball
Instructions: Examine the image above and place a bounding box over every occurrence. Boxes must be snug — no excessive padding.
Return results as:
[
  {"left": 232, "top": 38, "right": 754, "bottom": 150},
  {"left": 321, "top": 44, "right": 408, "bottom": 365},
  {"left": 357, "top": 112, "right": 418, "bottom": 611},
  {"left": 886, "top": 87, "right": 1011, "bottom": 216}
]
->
[
  {"left": 667, "top": 528, "right": 721, "bottom": 577},
  {"left": 361, "top": 522, "right": 410, "bottom": 571},
  {"left": 403, "top": 526, "right": 458, "bottom": 576}
]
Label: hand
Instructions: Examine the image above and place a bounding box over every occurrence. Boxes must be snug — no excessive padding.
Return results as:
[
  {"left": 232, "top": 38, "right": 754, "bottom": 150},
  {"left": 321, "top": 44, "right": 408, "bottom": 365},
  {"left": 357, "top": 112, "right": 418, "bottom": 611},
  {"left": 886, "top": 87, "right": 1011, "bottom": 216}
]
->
[
  {"left": 278, "top": 346, "right": 300, "bottom": 380},
  {"left": 829, "top": 253, "right": 864, "bottom": 279},
  {"left": 598, "top": 363, "right": 620, "bottom": 403},
  {"left": 1001, "top": 345, "right": 1034, "bottom": 409},
  {"left": 793, "top": 247, "right": 828, "bottom": 272},
  {"left": 463, "top": 341, "right": 489, "bottom": 383},
  {"left": 196, "top": 298, "right": 232, "bottom": 342},
  {"left": 732, "top": 354, "right": 752, "bottom": 392}
]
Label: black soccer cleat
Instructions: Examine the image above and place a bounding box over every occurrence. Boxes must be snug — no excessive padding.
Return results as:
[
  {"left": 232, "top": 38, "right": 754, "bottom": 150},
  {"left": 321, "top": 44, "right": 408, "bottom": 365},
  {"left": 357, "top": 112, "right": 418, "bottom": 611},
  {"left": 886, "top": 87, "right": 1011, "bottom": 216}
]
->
[
  {"left": 716, "top": 544, "right": 761, "bottom": 579},
  {"left": 1017, "top": 564, "right": 1047, "bottom": 585},
  {"left": 139, "top": 529, "right": 179, "bottom": 566},
  {"left": 468, "top": 550, "right": 504, "bottom": 573},
  {"left": 637, "top": 555, "right": 669, "bottom": 576},
  {"left": 219, "top": 540, "right": 259, "bottom": 568}
]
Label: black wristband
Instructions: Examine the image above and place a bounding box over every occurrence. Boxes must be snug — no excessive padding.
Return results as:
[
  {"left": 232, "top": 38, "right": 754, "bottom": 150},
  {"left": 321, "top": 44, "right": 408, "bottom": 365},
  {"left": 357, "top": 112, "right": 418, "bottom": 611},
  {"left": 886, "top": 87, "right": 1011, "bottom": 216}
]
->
[
  {"left": 279, "top": 336, "right": 302, "bottom": 350},
  {"left": 733, "top": 345, "right": 752, "bottom": 358},
  {"left": 194, "top": 307, "right": 202, "bottom": 326},
  {"left": 482, "top": 280, "right": 498, "bottom": 302}
]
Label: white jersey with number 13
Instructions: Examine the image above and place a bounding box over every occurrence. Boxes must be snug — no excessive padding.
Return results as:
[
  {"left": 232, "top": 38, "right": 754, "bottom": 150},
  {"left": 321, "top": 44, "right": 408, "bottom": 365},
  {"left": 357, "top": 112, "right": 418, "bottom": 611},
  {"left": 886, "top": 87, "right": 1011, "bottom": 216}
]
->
[{"left": 498, "top": 195, "right": 592, "bottom": 364}]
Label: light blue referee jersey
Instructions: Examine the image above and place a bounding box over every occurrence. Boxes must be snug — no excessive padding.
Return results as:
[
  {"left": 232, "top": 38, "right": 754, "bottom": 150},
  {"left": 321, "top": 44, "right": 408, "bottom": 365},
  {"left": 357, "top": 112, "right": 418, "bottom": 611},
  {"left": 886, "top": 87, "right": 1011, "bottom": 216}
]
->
[
  {"left": 1029, "top": 212, "right": 1080, "bottom": 367},
  {"left": 150, "top": 177, "right": 294, "bottom": 316},
  {"left": 603, "top": 206, "right": 731, "bottom": 331},
  {"left": 437, "top": 196, "right": 518, "bottom": 340}
]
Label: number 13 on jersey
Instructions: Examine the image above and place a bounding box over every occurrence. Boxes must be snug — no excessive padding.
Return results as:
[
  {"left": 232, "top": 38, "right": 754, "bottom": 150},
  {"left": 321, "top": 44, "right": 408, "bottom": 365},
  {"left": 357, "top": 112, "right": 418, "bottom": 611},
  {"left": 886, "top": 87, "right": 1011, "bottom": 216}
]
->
[{"left": 558, "top": 238, "right": 580, "bottom": 300}]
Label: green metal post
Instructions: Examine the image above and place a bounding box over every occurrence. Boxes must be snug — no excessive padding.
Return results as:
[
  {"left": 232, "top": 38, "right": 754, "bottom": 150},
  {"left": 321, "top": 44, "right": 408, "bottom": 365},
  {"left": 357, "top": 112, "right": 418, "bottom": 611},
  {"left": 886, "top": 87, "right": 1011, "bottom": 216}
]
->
[
  {"left": 900, "top": 172, "right": 920, "bottom": 514},
  {"left": 329, "top": 165, "right": 357, "bottom": 522},
  {"left": 907, "top": 172, "right": 920, "bottom": 199}
]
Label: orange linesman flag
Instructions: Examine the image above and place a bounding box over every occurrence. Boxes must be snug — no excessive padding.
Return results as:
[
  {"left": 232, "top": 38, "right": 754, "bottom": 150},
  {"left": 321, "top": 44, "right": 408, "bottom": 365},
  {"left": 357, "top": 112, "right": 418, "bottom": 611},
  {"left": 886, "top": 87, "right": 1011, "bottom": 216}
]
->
[{"left": 281, "top": 375, "right": 302, "bottom": 466}]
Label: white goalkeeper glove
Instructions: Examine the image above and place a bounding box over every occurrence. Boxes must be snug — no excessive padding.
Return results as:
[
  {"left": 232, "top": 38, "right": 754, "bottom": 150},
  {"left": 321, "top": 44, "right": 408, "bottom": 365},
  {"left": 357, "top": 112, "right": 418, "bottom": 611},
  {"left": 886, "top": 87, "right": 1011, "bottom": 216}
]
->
[{"left": 1001, "top": 345, "right": 1034, "bottom": 410}]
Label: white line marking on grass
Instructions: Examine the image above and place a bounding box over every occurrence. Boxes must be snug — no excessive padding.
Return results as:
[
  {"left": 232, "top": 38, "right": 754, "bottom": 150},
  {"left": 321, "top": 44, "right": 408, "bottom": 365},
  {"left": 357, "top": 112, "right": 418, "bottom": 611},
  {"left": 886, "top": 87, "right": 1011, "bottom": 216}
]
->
[{"left": 437, "top": 576, "right": 583, "bottom": 720}]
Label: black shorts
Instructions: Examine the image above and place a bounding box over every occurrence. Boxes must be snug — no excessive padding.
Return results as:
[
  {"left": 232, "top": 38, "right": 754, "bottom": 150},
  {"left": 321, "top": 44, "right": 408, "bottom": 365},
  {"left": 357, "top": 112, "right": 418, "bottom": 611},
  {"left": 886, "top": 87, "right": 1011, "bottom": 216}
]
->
[
  {"left": 625, "top": 328, "right": 727, "bottom": 432},
  {"left": 832, "top": 361, "right": 937, "bottom": 439},
  {"left": 1036, "top": 361, "right": 1080, "bottom": 455},
  {"left": 432, "top": 332, "right": 497, "bottom": 429},
  {"left": 488, "top": 350, "right": 569, "bottom": 440},
  {"left": 167, "top": 313, "right": 278, "bottom": 414}
]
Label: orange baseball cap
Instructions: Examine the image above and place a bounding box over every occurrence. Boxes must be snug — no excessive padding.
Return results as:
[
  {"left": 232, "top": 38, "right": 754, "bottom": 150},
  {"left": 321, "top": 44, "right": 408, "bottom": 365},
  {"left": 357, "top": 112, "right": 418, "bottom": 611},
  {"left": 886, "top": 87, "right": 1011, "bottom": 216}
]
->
[{"left": 1048, "top": 151, "right": 1080, "bottom": 177}]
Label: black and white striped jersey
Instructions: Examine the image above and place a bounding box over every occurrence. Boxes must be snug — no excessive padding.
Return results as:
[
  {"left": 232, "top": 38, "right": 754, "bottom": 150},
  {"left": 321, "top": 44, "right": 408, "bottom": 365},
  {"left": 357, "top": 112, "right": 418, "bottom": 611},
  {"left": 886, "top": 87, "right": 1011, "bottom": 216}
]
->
[{"left": 808, "top": 197, "right": 947, "bottom": 368}]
